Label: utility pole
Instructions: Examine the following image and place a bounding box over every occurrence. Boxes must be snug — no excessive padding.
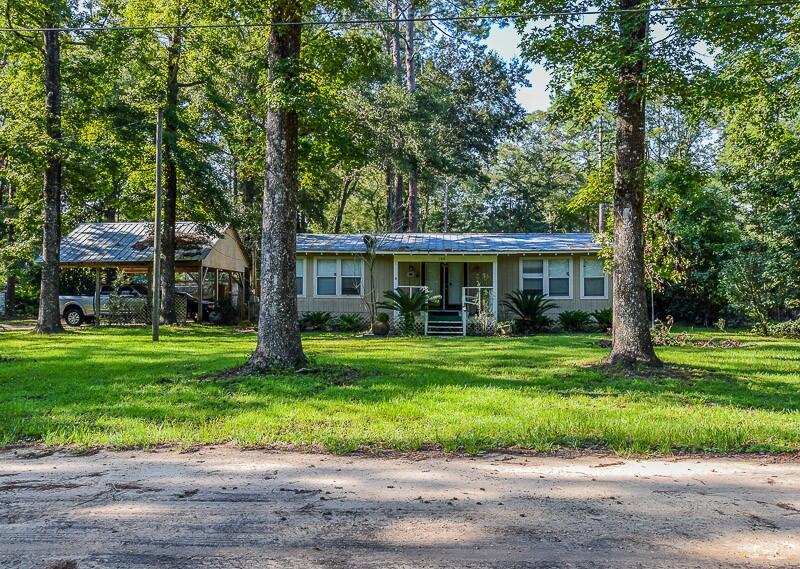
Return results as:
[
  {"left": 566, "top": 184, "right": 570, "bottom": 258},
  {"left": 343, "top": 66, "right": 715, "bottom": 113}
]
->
[{"left": 152, "top": 110, "right": 163, "bottom": 341}]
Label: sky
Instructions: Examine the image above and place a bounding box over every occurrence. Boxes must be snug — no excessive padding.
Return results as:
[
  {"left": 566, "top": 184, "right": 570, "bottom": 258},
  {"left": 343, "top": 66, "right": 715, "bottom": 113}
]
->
[
  {"left": 486, "top": 20, "right": 715, "bottom": 114},
  {"left": 484, "top": 25, "right": 552, "bottom": 113}
]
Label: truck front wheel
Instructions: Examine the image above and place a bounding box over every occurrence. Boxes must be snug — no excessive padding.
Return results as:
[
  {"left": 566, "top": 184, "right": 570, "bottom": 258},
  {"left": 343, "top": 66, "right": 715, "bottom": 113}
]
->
[{"left": 64, "top": 306, "right": 85, "bottom": 327}]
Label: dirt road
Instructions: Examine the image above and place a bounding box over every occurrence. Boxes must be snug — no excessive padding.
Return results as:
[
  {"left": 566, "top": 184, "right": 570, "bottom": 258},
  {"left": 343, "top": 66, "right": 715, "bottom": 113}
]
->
[{"left": 1, "top": 448, "right": 798, "bottom": 568}]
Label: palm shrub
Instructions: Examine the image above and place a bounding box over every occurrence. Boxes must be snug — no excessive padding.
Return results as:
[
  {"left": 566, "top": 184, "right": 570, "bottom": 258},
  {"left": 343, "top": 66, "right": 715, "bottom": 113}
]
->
[
  {"left": 502, "top": 290, "right": 556, "bottom": 334},
  {"left": 558, "top": 310, "right": 592, "bottom": 332},
  {"left": 377, "top": 288, "right": 437, "bottom": 336},
  {"left": 300, "top": 311, "right": 334, "bottom": 331},
  {"left": 335, "top": 313, "right": 367, "bottom": 332},
  {"left": 591, "top": 308, "right": 613, "bottom": 332}
]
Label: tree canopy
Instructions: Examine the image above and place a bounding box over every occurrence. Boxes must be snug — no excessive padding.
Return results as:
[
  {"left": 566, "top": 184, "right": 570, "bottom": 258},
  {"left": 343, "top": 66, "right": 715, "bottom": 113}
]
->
[{"left": 0, "top": 0, "right": 798, "bottom": 335}]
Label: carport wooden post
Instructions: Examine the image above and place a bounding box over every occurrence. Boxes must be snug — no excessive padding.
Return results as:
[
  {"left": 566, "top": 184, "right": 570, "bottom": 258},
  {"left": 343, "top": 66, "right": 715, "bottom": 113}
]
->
[
  {"left": 93, "top": 268, "right": 101, "bottom": 326},
  {"left": 198, "top": 263, "right": 204, "bottom": 322}
]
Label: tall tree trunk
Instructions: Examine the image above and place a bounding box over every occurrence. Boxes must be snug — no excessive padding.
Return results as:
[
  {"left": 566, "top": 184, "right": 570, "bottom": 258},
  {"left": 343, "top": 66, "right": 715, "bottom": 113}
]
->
[
  {"left": 392, "top": 172, "right": 404, "bottom": 231},
  {"left": 608, "top": 0, "right": 660, "bottom": 366},
  {"left": 385, "top": 166, "right": 394, "bottom": 229},
  {"left": 391, "top": 0, "right": 403, "bottom": 82},
  {"left": 249, "top": 0, "right": 306, "bottom": 370},
  {"left": 443, "top": 178, "right": 450, "bottom": 232},
  {"left": 333, "top": 176, "right": 355, "bottom": 234},
  {"left": 160, "top": 27, "right": 181, "bottom": 325},
  {"left": 2, "top": 178, "right": 17, "bottom": 315},
  {"left": 385, "top": 0, "right": 403, "bottom": 231},
  {"left": 35, "top": 25, "right": 64, "bottom": 334},
  {"left": 407, "top": 169, "right": 418, "bottom": 231},
  {"left": 597, "top": 116, "right": 608, "bottom": 231},
  {"left": 405, "top": 1, "right": 419, "bottom": 232},
  {"left": 5, "top": 275, "right": 16, "bottom": 316}
]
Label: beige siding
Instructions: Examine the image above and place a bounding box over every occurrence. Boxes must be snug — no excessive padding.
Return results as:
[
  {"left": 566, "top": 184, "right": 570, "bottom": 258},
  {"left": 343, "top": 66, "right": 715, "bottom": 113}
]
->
[
  {"left": 496, "top": 254, "right": 612, "bottom": 320},
  {"left": 297, "top": 251, "right": 611, "bottom": 319},
  {"left": 297, "top": 254, "right": 393, "bottom": 315},
  {"left": 203, "top": 227, "right": 250, "bottom": 273}
]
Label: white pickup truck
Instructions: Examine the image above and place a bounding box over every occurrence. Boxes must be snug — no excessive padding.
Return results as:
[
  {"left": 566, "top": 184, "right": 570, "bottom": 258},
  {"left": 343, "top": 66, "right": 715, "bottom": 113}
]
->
[{"left": 59, "top": 284, "right": 148, "bottom": 326}]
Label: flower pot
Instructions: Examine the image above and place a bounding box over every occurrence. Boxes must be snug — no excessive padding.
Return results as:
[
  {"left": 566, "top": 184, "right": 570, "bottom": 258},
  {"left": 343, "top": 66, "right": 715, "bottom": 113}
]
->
[{"left": 372, "top": 321, "right": 389, "bottom": 336}]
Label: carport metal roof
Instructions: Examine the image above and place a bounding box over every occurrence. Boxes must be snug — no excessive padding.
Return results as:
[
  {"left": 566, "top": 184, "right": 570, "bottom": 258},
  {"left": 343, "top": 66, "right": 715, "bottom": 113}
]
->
[{"left": 57, "top": 222, "right": 250, "bottom": 273}]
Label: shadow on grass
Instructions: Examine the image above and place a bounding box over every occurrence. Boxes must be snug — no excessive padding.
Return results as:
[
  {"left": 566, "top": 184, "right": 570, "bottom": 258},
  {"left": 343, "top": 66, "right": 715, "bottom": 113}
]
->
[{"left": 1, "top": 329, "right": 799, "bottom": 448}]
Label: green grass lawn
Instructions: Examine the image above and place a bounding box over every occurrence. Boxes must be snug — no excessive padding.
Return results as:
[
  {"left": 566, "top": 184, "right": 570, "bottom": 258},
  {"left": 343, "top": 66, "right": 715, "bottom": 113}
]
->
[{"left": 1, "top": 325, "right": 799, "bottom": 454}]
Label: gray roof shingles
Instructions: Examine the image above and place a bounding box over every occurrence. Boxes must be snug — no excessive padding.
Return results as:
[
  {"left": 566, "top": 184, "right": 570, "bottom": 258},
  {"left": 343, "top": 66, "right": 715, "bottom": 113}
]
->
[
  {"left": 59, "top": 222, "right": 213, "bottom": 265},
  {"left": 297, "top": 233, "right": 600, "bottom": 253}
]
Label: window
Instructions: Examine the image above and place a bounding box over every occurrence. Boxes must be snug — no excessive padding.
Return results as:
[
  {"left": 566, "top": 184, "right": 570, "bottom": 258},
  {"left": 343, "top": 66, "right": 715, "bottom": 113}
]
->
[
  {"left": 581, "top": 257, "right": 607, "bottom": 298},
  {"left": 316, "top": 259, "right": 338, "bottom": 296},
  {"left": 548, "top": 259, "right": 570, "bottom": 297},
  {"left": 314, "top": 258, "right": 363, "bottom": 297},
  {"left": 340, "top": 259, "right": 362, "bottom": 296},
  {"left": 296, "top": 258, "right": 305, "bottom": 296},
  {"left": 521, "top": 260, "right": 544, "bottom": 294},
  {"left": 519, "top": 258, "right": 572, "bottom": 298}
]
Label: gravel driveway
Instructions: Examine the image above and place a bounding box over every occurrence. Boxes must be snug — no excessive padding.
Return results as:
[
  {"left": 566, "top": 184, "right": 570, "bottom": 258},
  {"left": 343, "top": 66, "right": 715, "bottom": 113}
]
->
[{"left": 1, "top": 447, "right": 799, "bottom": 568}]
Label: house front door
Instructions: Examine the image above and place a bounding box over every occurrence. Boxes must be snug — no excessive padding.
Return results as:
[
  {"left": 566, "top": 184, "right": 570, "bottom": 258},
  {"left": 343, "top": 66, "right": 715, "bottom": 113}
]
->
[
  {"left": 444, "top": 262, "right": 464, "bottom": 310},
  {"left": 423, "top": 262, "right": 443, "bottom": 309}
]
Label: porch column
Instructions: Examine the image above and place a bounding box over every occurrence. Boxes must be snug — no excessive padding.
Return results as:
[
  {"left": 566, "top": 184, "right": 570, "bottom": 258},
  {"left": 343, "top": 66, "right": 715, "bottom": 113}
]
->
[
  {"left": 392, "top": 255, "right": 399, "bottom": 323},
  {"left": 492, "top": 256, "right": 498, "bottom": 318}
]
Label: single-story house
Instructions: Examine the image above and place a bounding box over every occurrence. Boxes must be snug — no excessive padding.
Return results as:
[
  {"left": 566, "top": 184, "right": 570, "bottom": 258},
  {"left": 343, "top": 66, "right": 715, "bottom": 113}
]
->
[{"left": 296, "top": 233, "right": 611, "bottom": 335}]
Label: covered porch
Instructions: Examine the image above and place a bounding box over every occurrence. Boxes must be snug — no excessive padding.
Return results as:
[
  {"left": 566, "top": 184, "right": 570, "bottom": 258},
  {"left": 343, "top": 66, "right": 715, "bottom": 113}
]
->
[{"left": 392, "top": 255, "right": 497, "bottom": 336}]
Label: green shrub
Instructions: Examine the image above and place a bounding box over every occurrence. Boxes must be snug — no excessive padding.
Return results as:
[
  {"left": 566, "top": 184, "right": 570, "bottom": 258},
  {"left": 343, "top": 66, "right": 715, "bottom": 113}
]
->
[
  {"left": 501, "top": 290, "right": 555, "bottom": 334},
  {"left": 591, "top": 308, "right": 613, "bottom": 331},
  {"left": 300, "top": 311, "right": 334, "bottom": 331},
  {"left": 558, "top": 310, "right": 592, "bottom": 332},
  {"left": 335, "top": 313, "right": 367, "bottom": 332},
  {"left": 375, "top": 312, "right": 390, "bottom": 323},
  {"left": 766, "top": 318, "right": 800, "bottom": 338},
  {"left": 378, "top": 288, "right": 437, "bottom": 336}
]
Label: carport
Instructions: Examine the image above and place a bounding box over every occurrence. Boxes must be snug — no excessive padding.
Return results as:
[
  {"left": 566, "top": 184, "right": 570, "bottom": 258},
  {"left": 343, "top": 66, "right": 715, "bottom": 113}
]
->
[{"left": 58, "top": 222, "right": 252, "bottom": 322}]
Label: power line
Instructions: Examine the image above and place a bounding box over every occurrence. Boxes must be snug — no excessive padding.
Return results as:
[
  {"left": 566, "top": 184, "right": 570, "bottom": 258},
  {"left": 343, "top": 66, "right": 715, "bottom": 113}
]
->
[{"left": 1, "top": 0, "right": 797, "bottom": 33}]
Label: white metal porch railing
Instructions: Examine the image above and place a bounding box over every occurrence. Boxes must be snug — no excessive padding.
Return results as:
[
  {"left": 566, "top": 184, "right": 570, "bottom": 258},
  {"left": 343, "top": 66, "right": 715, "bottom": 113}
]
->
[
  {"left": 461, "top": 286, "right": 496, "bottom": 336},
  {"left": 396, "top": 285, "right": 428, "bottom": 295}
]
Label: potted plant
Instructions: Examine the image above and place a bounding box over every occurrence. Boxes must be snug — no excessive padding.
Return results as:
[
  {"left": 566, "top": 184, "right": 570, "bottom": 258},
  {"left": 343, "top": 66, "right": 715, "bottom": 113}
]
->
[{"left": 372, "top": 312, "right": 390, "bottom": 336}]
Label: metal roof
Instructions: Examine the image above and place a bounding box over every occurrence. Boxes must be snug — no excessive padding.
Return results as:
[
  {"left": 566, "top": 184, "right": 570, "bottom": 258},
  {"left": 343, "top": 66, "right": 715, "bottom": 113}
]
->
[
  {"left": 297, "top": 233, "right": 600, "bottom": 254},
  {"left": 59, "top": 222, "right": 221, "bottom": 265}
]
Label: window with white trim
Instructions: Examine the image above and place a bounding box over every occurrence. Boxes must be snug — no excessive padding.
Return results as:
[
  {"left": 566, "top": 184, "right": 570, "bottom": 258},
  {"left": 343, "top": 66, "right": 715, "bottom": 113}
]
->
[
  {"left": 548, "top": 259, "right": 570, "bottom": 297},
  {"left": 296, "top": 258, "right": 305, "bottom": 296},
  {"left": 315, "top": 258, "right": 363, "bottom": 297},
  {"left": 340, "top": 259, "right": 362, "bottom": 296},
  {"left": 521, "top": 259, "right": 544, "bottom": 294},
  {"left": 520, "top": 258, "right": 572, "bottom": 298},
  {"left": 316, "top": 259, "right": 338, "bottom": 296},
  {"left": 581, "top": 257, "right": 607, "bottom": 298}
]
